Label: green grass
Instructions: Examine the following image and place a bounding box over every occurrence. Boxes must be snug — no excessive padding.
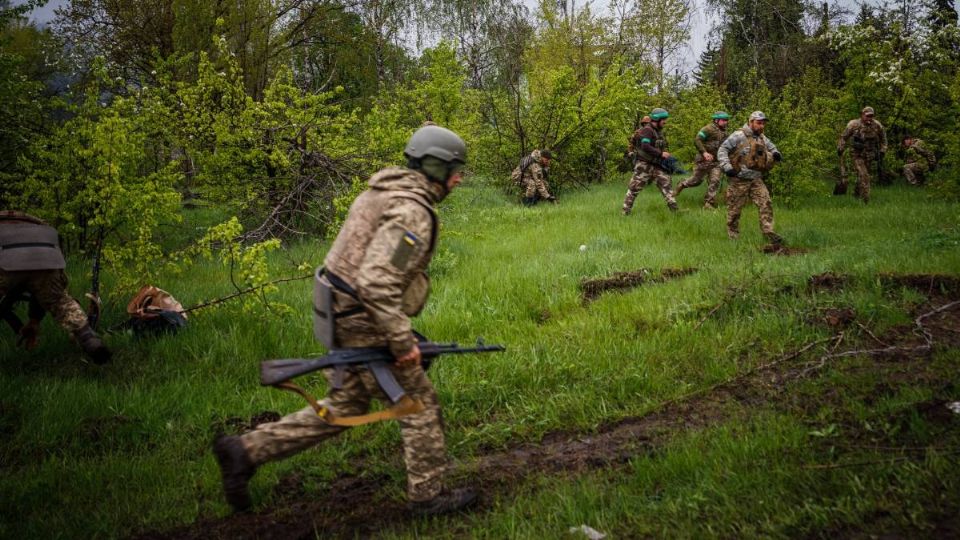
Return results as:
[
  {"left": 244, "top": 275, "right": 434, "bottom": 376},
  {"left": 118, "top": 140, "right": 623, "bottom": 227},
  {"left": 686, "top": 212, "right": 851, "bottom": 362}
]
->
[{"left": 1, "top": 177, "right": 959, "bottom": 538}]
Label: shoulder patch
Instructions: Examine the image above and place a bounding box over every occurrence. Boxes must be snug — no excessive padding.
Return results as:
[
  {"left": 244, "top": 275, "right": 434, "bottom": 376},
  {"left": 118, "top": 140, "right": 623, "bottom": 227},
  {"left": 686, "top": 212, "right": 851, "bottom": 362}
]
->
[
  {"left": 697, "top": 131, "right": 707, "bottom": 140},
  {"left": 391, "top": 230, "right": 419, "bottom": 270}
]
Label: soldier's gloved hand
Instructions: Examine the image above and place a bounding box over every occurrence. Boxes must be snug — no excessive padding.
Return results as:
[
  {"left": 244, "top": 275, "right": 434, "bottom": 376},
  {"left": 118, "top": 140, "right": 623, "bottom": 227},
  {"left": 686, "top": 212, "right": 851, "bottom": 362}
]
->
[
  {"left": 17, "top": 319, "right": 41, "bottom": 350},
  {"left": 773, "top": 151, "right": 782, "bottom": 162},
  {"left": 724, "top": 167, "right": 738, "bottom": 177},
  {"left": 396, "top": 343, "right": 422, "bottom": 368}
]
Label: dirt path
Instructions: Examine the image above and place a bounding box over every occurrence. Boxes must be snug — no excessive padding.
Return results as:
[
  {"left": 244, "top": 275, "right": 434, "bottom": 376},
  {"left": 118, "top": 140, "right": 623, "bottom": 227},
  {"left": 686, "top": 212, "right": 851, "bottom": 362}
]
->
[{"left": 138, "top": 276, "right": 960, "bottom": 540}]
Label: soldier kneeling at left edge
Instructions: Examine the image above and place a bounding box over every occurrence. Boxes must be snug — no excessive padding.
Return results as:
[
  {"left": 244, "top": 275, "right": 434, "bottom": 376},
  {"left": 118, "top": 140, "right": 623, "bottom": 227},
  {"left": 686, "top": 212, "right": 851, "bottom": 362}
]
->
[
  {"left": 0, "top": 211, "right": 111, "bottom": 363},
  {"left": 213, "top": 125, "right": 478, "bottom": 516}
]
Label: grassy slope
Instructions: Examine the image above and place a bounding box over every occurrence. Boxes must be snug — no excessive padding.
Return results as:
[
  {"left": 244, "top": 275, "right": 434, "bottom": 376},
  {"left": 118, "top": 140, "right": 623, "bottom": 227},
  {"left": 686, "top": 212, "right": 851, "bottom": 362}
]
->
[{"left": 1, "top": 178, "right": 959, "bottom": 538}]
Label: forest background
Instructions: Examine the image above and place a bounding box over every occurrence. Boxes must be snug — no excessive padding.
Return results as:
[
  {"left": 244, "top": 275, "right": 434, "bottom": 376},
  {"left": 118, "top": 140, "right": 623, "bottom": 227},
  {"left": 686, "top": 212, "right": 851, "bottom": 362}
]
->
[{"left": 2, "top": 0, "right": 960, "bottom": 296}]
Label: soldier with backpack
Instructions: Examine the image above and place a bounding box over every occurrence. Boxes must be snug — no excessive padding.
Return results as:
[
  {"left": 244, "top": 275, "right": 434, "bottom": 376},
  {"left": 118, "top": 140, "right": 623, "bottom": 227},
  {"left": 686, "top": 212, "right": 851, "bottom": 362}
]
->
[
  {"left": 837, "top": 106, "right": 887, "bottom": 202},
  {"left": 512, "top": 149, "right": 556, "bottom": 206}
]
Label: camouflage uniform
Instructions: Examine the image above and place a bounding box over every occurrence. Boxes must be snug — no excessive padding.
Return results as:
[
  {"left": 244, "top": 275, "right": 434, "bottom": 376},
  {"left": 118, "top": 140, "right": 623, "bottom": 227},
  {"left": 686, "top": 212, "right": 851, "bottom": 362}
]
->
[
  {"left": 675, "top": 122, "right": 728, "bottom": 208},
  {"left": 903, "top": 139, "right": 936, "bottom": 186},
  {"left": 623, "top": 125, "right": 676, "bottom": 213},
  {"left": 838, "top": 115, "right": 887, "bottom": 202},
  {"left": 238, "top": 168, "right": 449, "bottom": 503},
  {"left": 718, "top": 124, "right": 781, "bottom": 241},
  {"left": 0, "top": 211, "right": 90, "bottom": 334},
  {"left": 520, "top": 150, "right": 554, "bottom": 202}
]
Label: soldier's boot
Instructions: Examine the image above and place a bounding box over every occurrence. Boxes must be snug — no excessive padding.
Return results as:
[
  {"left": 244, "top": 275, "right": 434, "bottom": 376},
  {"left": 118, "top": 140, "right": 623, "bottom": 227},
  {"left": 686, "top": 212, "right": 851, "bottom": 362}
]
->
[
  {"left": 703, "top": 202, "right": 717, "bottom": 210},
  {"left": 74, "top": 325, "right": 111, "bottom": 365},
  {"left": 667, "top": 201, "right": 679, "bottom": 212},
  {"left": 409, "top": 487, "right": 478, "bottom": 516},
  {"left": 521, "top": 197, "right": 537, "bottom": 207},
  {"left": 727, "top": 229, "right": 739, "bottom": 240},
  {"left": 765, "top": 232, "right": 785, "bottom": 246},
  {"left": 672, "top": 183, "right": 686, "bottom": 198},
  {"left": 213, "top": 435, "right": 257, "bottom": 512}
]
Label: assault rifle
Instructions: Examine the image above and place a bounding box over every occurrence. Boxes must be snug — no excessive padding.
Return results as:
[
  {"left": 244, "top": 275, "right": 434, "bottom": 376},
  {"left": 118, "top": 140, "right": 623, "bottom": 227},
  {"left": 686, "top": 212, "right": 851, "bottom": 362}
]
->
[
  {"left": 261, "top": 338, "right": 506, "bottom": 426},
  {"left": 658, "top": 155, "right": 688, "bottom": 175}
]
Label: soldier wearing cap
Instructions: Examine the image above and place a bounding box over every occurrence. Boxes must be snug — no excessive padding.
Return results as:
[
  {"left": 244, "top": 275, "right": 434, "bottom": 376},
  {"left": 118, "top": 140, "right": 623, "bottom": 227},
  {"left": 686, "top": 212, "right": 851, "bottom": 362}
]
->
[
  {"left": 622, "top": 107, "right": 678, "bottom": 214},
  {"left": 0, "top": 211, "right": 111, "bottom": 363},
  {"left": 718, "top": 111, "right": 784, "bottom": 245},
  {"left": 901, "top": 135, "right": 937, "bottom": 186},
  {"left": 213, "top": 125, "right": 477, "bottom": 516},
  {"left": 673, "top": 111, "right": 730, "bottom": 209},
  {"left": 837, "top": 106, "right": 887, "bottom": 202}
]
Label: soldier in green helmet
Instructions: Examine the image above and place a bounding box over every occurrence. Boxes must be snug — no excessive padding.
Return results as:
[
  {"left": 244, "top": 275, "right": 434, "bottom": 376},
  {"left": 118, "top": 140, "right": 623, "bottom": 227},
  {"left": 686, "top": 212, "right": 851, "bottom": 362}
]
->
[
  {"left": 622, "top": 107, "right": 678, "bottom": 214},
  {"left": 673, "top": 111, "right": 730, "bottom": 209}
]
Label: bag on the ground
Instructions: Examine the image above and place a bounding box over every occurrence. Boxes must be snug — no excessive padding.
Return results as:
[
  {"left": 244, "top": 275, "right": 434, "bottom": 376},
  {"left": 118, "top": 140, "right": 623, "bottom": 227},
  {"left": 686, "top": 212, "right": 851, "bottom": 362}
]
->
[{"left": 126, "top": 285, "right": 187, "bottom": 336}]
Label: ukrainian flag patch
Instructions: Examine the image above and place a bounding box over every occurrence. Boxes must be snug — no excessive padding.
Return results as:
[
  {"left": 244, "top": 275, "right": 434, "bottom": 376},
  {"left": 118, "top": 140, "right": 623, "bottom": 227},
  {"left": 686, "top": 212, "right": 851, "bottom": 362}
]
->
[{"left": 391, "top": 230, "right": 419, "bottom": 269}]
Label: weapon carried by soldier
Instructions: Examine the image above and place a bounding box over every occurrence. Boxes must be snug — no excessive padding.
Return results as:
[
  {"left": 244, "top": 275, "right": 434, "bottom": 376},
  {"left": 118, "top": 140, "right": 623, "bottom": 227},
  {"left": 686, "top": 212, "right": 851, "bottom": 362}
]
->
[
  {"left": 261, "top": 337, "right": 505, "bottom": 426},
  {"left": 658, "top": 155, "right": 688, "bottom": 175}
]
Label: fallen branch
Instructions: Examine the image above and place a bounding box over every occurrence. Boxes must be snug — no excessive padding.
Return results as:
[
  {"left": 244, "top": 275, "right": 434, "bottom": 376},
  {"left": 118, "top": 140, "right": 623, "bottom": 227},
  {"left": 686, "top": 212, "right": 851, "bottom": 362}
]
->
[{"left": 180, "top": 274, "right": 313, "bottom": 314}]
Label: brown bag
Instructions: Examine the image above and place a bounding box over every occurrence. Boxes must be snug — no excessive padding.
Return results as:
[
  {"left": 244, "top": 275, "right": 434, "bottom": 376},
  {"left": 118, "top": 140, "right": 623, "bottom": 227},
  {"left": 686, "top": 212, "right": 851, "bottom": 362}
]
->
[{"left": 126, "top": 285, "right": 187, "bottom": 320}]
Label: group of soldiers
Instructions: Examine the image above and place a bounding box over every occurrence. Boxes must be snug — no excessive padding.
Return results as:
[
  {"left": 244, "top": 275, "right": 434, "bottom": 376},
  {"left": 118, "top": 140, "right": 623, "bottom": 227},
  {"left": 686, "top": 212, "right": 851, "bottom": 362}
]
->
[
  {"left": 514, "top": 105, "right": 939, "bottom": 244},
  {"left": 2, "top": 107, "right": 942, "bottom": 520}
]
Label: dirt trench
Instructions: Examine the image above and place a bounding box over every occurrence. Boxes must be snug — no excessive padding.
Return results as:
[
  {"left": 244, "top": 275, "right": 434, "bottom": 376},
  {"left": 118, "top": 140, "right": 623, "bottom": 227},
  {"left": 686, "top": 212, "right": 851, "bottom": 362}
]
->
[
  {"left": 138, "top": 276, "right": 960, "bottom": 540},
  {"left": 580, "top": 267, "right": 697, "bottom": 303}
]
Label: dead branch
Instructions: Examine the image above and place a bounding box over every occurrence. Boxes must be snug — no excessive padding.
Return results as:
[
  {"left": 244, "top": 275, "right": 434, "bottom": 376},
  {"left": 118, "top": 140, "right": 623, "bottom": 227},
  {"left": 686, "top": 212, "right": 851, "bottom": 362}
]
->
[{"left": 180, "top": 274, "right": 312, "bottom": 314}]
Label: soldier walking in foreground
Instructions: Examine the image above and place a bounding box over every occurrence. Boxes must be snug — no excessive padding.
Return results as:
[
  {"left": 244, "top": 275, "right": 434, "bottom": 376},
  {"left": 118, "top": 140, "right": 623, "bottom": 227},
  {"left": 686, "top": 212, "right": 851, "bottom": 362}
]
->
[
  {"left": 213, "top": 126, "right": 477, "bottom": 515},
  {"left": 837, "top": 106, "right": 887, "bottom": 202},
  {"left": 718, "top": 111, "right": 784, "bottom": 245},
  {"left": 901, "top": 135, "right": 937, "bottom": 186},
  {"left": 0, "top": 211, "right": 111, "bottom": 363},
  {"left": 673, "top": 111, "right": 730, "bottom": 209},
  {"left": 622, "top": 108, "right": 678, "bottom": 214},
  {"left": 515, "top": 149, "right": 556, "bottom": 206}
]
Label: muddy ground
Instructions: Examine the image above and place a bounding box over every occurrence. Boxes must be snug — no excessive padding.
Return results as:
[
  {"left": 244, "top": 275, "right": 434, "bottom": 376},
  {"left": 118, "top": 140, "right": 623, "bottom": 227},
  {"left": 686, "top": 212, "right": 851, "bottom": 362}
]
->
[
  {"left": 580, "top": 267, "right": 697, "bottom": 303},
  {"left": 138, "top": 275, "right": 960, "bottom": 540}
]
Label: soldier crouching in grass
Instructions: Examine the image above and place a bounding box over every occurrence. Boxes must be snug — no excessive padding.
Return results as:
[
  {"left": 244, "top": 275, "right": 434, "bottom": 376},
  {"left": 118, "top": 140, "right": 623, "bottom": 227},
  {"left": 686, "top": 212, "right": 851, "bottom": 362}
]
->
[
  {"left": 901, "top": 135, "right": 937, "bottom": 186},
  {"left": 0, "top": 211, "right": 111, "bottom": 363},
  {"left": 718, "top": 111, "right": 785, "bottom": 246},
  {"left": 213, "top": 125, "right": 478, "bottom": 516}
]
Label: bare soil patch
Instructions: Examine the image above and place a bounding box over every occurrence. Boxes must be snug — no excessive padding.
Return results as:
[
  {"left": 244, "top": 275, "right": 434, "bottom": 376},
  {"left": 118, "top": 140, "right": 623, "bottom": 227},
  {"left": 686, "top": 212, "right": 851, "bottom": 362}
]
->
[
  {"left": 580, "top": 267, "right": 697, "bottom": 303},
  {"left": 761, "top": 244, "right": 810, "bottom": 256}
]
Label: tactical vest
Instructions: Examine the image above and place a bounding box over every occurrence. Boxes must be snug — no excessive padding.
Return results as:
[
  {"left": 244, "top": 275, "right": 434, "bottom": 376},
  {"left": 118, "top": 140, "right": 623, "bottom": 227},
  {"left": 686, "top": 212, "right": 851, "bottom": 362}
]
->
[
  {"left": 730, "top": 132, "right": 773, "bottom": 174},
  {"left": 635, "top": 127, "right": 668, "bottom": 163},
  {"left": 0, "top": 222, "right": 66, "bottom": 271},
  {"left": 850, "top": 120, "right": 883, "bottom": 154}
]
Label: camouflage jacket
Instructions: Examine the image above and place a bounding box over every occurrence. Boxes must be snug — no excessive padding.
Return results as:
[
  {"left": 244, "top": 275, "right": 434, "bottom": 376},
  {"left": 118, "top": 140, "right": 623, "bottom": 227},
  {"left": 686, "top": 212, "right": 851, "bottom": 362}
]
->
[
  {"left": 631, "top": 125, "right": 668, "bottom": 163},
  {"left": 839, "top": 118, "right": 887, "bottom": 157},
  {"left": 521, "top": 150, "right": 549, "bottom": 190},
  {"left": 905, "top": 139, "right": 936, "bottom": 168},
  {"left": 694, "top": 122, "right": 727, "bottom": 160},
  {"left": 718, "top": 124, "right": 780, "bottom": 180},
  {"left": 323, "top": 168, "right": 444, "bottom": 356}
]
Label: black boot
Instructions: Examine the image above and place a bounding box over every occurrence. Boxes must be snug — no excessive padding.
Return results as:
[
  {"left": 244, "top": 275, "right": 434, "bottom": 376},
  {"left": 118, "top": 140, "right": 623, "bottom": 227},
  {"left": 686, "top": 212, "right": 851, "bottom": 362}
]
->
[
  {"left": 521, "top": 197, "right": 537, "bottom": 207},
  {"left": 765, "top": 232, "right": 785, "bottom": 246},
  {"left": 213, "top": 435, "right": 256, "bottom": 512},
  {"left": 74, "top": 325, "right": 111, "bottom": 364},
  {"left": 409, "top": 487, "right": 478, "bottom": 516}
]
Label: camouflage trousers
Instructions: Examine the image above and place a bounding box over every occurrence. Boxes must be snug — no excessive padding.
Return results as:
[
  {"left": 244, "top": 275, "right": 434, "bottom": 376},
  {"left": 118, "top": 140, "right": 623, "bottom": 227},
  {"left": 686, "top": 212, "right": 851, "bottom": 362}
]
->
[
  {"left": 850, "top": 155, "right": 875, "bottom": 202},
  {"left": 239, "top": 363, "right": 447, "bottom": 502},
  {"left": 523, "top": 175, "right": 552, "bottom": 199},
  {"left": 903, "top": 163, "right": 927, "bottom": 186},
  {"left": 0, "top": 269, "right": 89, "bottom": 333},
  {"left": 676, "top": 160, "right": 722, "bottom": 208},
  {"left": 623, "top": 161, "right": 676, "bottom": 213},
  {"left": 726, "top": 178, "right": 775, "bottom": 238}
]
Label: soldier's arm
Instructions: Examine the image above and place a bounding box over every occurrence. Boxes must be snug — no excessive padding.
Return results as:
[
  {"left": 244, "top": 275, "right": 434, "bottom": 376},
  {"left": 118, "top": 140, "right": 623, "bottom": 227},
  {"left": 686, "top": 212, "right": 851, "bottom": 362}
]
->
[
  {"left": 838, "top": 122, "right": 854, "bottom": 153},
  {"left": 354, "top": 199, "right": 435, "bottom": 357},
  {"left": 919, "top": 143, "right": 937, "bottom": 165},
  {"left": 694, "top": 126, "right": 709, "bottom": 155},
  {"left": 762, "top": 136, "right": 780, "bottom": 156},
  {"left": 717, "top": 135, "right": 737, "bottom": 170}
]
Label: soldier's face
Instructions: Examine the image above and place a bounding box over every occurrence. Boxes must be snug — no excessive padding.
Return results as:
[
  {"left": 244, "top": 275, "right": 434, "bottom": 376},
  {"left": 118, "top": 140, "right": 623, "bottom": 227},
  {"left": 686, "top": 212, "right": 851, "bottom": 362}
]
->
[
  {"left": 862, "top": 114, "right": 874, "bottom": 124},
  {"left": 750, "top": 119, "right": 766, "bottom": 133},
  {"left": 542, "top": 157, "right": 552, "bottom": 168},
  {"left": 717, "top": 119, "right": 728, "bottom": 128},
  {"left": 445, "top": 170, "right": 463, "bottom": 191}
]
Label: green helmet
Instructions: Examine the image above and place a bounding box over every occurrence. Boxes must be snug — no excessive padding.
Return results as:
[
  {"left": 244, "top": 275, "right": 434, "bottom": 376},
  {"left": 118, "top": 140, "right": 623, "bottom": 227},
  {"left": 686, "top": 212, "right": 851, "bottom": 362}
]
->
[
  {"left": 712, "top": 111, "right": 730, "bottom": 120},
  {"left": 404, "top": 125, "right": 467, "bottom": 164},
  {"left": 650, "top": 108, "right": 669, "bottom": 121}
]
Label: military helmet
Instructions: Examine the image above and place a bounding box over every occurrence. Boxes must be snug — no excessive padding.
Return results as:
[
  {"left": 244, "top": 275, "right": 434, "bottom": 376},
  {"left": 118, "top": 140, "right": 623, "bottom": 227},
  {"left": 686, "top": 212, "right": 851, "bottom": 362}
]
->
[
  {"left": 650, "top": 108, "right": 669, "bottom": 120},
  {"left": 749, "top": 110, "right": 767, "bottom": 121},
  {"left": 404, "top": 125, "right": 467, "bottom": 164},
  {"left": 712, "top": 111, "right": 730, "bottom": 120}
]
